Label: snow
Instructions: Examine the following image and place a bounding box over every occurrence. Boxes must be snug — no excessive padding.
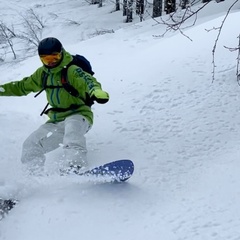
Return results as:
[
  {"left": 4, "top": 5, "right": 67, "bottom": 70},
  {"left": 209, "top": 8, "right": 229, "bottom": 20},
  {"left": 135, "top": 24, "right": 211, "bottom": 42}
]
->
[{"left": 0, "top": 0, "right": 240, "bottom": 239}]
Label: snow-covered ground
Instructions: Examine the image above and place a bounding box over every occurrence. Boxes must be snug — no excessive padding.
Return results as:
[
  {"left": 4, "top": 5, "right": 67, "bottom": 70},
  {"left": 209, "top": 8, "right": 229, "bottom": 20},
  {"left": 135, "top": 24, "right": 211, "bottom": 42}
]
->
[{"left": 1, "top": 0, "right": 240, "bottom": 239}]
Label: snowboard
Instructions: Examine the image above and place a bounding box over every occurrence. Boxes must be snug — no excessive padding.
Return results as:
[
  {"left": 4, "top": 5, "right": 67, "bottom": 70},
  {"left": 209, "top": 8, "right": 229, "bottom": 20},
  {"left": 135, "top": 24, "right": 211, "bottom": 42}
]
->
[
  {"left": 75, "top": 159, "right": 134, "bottom": 182},
  {"left": 0, "top": 160, "right": 134, "bottom": 219}
]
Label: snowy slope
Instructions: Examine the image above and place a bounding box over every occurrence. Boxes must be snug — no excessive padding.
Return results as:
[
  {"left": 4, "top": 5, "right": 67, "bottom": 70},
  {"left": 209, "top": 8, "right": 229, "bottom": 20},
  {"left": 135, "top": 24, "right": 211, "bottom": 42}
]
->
[{"left": 1, "top": 0, "right": 240, "bottom": 239}]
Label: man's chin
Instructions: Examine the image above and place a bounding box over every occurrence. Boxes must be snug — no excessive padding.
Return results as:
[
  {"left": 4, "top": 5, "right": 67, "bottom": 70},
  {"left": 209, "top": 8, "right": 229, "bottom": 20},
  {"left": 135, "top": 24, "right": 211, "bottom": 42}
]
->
[{"left": 48, "top": 62, "right": 58, "bottom": 67}]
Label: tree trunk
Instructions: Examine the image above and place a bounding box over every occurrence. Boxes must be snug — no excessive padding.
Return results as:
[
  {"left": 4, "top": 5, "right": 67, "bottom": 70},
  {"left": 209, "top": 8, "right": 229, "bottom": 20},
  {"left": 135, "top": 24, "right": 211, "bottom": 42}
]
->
[
  {"left": 123, "top": 0, "right": 127, "bottom": 16},
  {"left": 136, "top": 0, "right": 144, "bottom": 15},
  {"left": 91, "top": 0, "right": 99, "bottom": 4},
  {"left": 180, "top": 0, "right": 189, "bottom": 9},
  {"left": 126, "top": 0, "right": 133, "bottom": 22},
  {"left": 116, "top": 0, "right": 120, "bottom": 11},
  {"left": 152, "top": 0, "right": 163, "bottom": 18},
  {"left": 164, "top": 0, "right": 176, "bottom": 14}
]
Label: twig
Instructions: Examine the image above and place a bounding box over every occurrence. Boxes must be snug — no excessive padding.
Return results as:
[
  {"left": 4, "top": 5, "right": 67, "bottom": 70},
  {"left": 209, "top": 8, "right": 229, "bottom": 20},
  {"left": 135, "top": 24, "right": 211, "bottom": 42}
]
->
[{"left": 211, "top": 0, "right": 239, "bottom": 82}]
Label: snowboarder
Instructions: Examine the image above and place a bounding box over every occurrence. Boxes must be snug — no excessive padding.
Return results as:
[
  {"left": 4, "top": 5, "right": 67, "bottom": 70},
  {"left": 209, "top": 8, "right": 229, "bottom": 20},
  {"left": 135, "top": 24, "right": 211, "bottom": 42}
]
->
[{"left": 0, "top": 37, "right": 109, "bottom": 175}]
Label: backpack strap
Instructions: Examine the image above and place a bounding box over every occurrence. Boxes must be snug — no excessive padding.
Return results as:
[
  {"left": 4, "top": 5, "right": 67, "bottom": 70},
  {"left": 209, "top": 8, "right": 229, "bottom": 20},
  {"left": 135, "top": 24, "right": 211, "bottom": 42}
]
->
[
  {"left": 34, "top": 72, "right": 50, "bottom": 116},
  {"left": 34, "top": 71, "right": 49, "bottom": 98},
  {"left": 61, "top": 64, "right": 80, "bottom": 98},
  {"left": 37, "top": 61, "right": 94, "bottom": 116},
  {"left": 61, "top": 63, "right": 94, "bottom": 107}
]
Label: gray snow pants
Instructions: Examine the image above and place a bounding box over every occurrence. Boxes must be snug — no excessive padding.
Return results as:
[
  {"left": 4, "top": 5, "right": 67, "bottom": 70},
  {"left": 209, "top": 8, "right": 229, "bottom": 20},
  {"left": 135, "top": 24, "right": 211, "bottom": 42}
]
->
[{"left": 21, "top": 114, "right": 91, "bottom": 174}]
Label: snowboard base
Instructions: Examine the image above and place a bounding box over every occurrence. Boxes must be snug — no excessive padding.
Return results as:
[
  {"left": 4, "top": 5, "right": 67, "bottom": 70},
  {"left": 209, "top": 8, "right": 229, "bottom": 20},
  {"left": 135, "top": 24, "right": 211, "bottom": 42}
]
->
[{"left": 72, "top": 159, "right": 134, "bottom": 182}]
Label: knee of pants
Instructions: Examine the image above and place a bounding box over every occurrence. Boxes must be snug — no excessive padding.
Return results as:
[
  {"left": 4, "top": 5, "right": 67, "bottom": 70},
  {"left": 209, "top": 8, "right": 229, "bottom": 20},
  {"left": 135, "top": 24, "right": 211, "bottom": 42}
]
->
[
  {"left": 21, "top": 136, "right": 45, "bottom": 164},
  {"left": 63, "top": 115, "right": 91, "bottom": 147}
]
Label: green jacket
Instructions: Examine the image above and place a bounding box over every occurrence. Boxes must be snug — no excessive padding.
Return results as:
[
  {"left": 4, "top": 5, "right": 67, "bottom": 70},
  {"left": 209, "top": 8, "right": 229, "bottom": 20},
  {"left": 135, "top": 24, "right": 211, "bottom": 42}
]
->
[{"left": 0, "top": 50, "right": 102, "bottom": 124}]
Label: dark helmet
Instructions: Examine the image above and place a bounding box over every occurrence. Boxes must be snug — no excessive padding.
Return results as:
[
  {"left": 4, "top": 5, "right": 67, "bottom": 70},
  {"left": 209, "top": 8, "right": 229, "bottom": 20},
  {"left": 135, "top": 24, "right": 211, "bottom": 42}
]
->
[{"left": 38, "top": 37, "right": 62, "bottom": 55}]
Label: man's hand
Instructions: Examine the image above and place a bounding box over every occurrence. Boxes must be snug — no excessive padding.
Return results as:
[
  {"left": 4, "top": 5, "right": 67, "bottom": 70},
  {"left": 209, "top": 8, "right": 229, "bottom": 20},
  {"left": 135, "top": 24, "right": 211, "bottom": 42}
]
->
[{"left": 90, "top": 89, "right": 109, "bottom": 104}]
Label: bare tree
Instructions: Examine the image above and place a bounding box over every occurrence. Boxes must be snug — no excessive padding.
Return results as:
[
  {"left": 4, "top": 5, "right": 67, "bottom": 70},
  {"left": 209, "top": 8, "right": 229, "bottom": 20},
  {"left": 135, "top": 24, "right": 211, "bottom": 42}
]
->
[
  {"left": 126, "top": 0, "right": 134, "bottom": 22},
  {"left": 0, "top": 21, "right": 17, "bottom": 59},
  {"left": 91, "top": 0, "right": 99, "bottom": 4},
  {"left": 116, "top": 0, "right": 120, "bottom": 11},
  {"left": 181, "top": 0, "right": 190, "bottom": 9},
  {"left": 152, "top": 0, "right": 163, "bottom": 17},
  {"left": 206, "top": 0, "right": 239, "bottom": 81},
  {"left": 136, "top": 0, "right": 145, "bottom": 21},
  {"left": 0, "top": 8, "right": 45, "bottom": 61},
  {"left": 224, "top": 35, "right": 240, "bottom": 85},
  {"left": 17, "top": 8, "right": 45, "bottom": 48},
  {"left": 164, "top": 0, "right": 176, "bottom": 14},
  {"left": 153, "top": 1, "right": 212, "bottom": 38},
  {"left": 136, "top": 0, "right": 144, "bottom": 15},
  {"left": 27, "top": 8, "right": 44, "bottom": 29},
  {"left": 123, "top": 0, "right": 133, "bottom": 22},
  {"left": 123, "top": 0, "right": 127, "bottom": 16},
  {"left": 152, "top": 0, "right": 239, "bottom": 81}
]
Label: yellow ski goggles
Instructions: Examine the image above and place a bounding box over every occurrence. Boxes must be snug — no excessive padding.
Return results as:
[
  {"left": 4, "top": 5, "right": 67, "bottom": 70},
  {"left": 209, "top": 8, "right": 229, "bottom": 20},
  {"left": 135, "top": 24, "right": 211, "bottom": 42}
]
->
[{"left": 39, "top": 52, "right": 62, "bottom": 67}]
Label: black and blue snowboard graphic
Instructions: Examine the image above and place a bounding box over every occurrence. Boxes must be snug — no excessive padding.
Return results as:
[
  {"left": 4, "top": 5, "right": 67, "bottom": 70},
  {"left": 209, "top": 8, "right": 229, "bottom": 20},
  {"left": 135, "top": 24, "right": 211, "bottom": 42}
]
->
[{"left": 79, "top": 159, "right": 134, "bottom": 182}]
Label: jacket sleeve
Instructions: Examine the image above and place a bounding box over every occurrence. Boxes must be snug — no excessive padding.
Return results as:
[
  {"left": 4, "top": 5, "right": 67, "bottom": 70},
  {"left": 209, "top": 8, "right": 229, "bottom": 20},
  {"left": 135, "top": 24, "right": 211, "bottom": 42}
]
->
[
  {"left": 71, "top": 67, "right": 102, "bottom": 94},
  {"left": 0, "top": 69, "right": 43, "bottom": 96}
]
